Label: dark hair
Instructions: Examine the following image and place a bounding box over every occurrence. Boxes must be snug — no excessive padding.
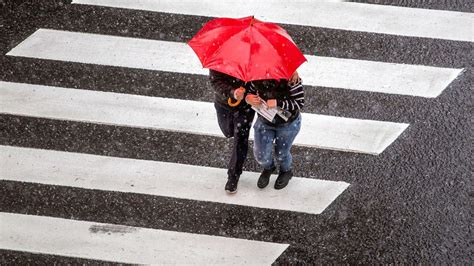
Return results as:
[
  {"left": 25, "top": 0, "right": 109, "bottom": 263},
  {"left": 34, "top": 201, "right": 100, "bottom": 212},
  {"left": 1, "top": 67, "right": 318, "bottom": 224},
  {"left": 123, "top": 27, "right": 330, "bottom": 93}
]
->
[
  {"left": 252, "top": 79, "right": 289, "bottom": 100},
  {"left": 252, "top": 79, "right": 288, "bottom": 91}
]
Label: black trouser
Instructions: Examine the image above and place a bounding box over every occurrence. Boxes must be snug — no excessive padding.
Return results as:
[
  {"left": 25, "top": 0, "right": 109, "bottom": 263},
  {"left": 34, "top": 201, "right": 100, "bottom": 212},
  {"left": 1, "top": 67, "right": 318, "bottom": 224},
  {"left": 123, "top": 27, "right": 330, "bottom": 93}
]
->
[{"left": 214, "top": 102, "right": 255, "bottom": 179}]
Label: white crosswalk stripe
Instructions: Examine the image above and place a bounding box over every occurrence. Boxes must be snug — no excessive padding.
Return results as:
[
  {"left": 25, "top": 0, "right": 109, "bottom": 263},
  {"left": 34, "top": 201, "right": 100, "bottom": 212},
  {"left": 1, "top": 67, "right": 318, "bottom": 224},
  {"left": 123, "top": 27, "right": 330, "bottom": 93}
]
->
[
  {"left": 72, "top": 0, "right": 474, "bottom": 42},
  {"left": 0, "top": 212, "right": 289, "bottom": 264},
  {"left": 6, "top": 29, "right": 463, "bottom": 97},
  {"left": 0, "top": 80, "right": 408, "bottom": 155},
  {"left": 0, "top": 145, "right": 349, "bottom": 214}
]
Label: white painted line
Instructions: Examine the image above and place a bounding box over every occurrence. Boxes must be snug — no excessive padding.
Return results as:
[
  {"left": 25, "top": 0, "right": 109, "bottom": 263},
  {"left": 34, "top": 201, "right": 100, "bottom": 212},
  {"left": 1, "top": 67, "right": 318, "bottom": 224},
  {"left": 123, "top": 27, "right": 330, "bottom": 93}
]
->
[
  {"left": 302, "top": 56, "right": 463, "bottom": 98},
  {"left": 0, "top": 81, "right": 408, "bottom": 154},
  {"left": 0, "top": 212, "right": 288, "bottom": 264},
  {"left": 6, "top": 29, "right": 463, "bottom": 97},
  {"left": 0, "top": 145, "right": 350, "bottom": 214},
  {"left": 72, "top": 0, "right": 474, "bottom": 42}
]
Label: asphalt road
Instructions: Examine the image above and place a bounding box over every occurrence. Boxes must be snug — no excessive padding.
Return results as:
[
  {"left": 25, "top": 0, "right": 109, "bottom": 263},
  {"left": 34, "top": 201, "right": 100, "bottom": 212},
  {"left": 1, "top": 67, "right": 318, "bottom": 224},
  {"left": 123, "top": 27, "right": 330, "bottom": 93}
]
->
[{"left": 0, "top": 0, "right": 472, "bottom": 264}]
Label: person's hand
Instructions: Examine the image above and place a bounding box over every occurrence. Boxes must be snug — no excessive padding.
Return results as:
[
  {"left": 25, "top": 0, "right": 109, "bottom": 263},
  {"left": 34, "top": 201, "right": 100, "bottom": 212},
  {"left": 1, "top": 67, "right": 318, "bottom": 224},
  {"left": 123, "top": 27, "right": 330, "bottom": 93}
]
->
[
  {"left": 289, "top": 71, "right": 300, "bottom": 85},
  {"left": 245, "top": 94, "right": 261, "bottom": 107},
  {"left": 233, "top": 87, "right": 245, "bottom": 101},
  {"left": 266, "top": 99, "right": 277, "bottom": 108}
]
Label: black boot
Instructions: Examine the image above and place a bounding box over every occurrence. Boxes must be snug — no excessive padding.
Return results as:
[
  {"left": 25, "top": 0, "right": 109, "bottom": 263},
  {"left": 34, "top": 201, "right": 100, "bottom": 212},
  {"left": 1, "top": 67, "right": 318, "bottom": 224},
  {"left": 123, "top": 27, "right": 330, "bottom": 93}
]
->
[
  {"left": 225, "top": 176, "right": 239, "bottom": 194},
  {"left": 257, "top": 166, "right": 276, "bottom": 189},
  {"left": 274, "top": 170, "right": 293, "bottom": 190}
]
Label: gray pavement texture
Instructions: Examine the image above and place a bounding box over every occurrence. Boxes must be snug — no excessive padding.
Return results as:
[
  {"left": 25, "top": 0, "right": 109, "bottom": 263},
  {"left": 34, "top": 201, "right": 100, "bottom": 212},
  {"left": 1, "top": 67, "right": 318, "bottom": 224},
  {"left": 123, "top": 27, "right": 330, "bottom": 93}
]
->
[
  {"left": 0, "top": 0, "right": 473, "bottom": 264},
  {"left": 349, "top": 0, "right": 473, "bottom": 12}
]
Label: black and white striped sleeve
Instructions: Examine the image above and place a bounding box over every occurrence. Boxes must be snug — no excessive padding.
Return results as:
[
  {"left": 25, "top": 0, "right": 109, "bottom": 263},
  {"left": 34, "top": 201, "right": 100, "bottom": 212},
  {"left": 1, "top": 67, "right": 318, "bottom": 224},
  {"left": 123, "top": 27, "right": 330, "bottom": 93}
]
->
[
  {"left": 277, "top": 79, "right": 304, "bottom": 111},
  {"left": 246, "top": 82, "right": 258, "bottom": 95}
]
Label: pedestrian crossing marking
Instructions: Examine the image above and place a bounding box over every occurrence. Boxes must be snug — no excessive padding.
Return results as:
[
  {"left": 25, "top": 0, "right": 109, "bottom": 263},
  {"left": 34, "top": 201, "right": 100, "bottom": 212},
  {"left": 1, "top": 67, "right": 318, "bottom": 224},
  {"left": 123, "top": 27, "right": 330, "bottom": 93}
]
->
[
  {"left": 0, "top": 0, "right": 467, "bottom": 264},
  {"left": 0, "top": 145, "right": 350, "bottom": 215},
  {"left": 0, "top": 81, "right": 409, "bottom": 154},
  {"left": 0, "top": 212, "right": 289, "bottom": 264},
  {"left": 6, "top": 29, "right": 463, "bottom": 97},
  {"left": 72, "top": 0, "right": 474, "bottom": 42}
]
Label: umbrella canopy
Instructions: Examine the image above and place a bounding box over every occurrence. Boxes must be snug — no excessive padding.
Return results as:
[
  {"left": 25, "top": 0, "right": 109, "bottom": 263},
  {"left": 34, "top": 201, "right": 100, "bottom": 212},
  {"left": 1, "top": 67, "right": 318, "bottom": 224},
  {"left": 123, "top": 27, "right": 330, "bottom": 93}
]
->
[{"left": 188, "top": 16, "right": 306, "bottom": 82}]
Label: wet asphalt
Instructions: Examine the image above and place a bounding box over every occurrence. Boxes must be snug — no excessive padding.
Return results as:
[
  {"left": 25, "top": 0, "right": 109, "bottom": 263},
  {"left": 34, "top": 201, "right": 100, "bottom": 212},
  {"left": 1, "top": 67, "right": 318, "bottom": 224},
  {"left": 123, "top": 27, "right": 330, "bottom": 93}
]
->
[{"left": 0, "top": 0, "right": 472, "bottom": 264}]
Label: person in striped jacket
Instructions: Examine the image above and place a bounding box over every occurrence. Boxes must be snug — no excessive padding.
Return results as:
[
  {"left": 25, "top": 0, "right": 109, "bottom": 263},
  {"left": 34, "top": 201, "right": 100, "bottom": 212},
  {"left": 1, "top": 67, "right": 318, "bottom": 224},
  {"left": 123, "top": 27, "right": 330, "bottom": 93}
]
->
[{"left": 245, "top": 77, "right": 304, "bottom": 189}]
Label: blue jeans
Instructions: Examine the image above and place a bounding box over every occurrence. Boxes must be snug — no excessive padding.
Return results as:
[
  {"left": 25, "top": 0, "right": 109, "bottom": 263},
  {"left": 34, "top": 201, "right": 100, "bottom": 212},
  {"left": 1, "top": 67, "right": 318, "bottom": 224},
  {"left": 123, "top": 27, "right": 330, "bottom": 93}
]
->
[{"left": 253, "top": 114, "right": 301, "bottom": 172}]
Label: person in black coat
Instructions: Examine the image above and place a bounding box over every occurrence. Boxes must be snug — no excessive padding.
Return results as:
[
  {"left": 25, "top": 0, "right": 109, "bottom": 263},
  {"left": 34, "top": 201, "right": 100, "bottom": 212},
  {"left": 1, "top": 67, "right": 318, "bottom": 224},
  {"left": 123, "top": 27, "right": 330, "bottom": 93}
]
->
[{"left": 209, "top": 69, "right": 255, "bottom": 193}]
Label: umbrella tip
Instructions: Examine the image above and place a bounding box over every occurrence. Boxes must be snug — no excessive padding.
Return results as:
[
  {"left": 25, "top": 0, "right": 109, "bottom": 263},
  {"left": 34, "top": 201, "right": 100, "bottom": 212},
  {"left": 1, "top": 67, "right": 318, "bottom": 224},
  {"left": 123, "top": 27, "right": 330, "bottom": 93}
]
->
[{"left": 250, "top": 16, "right": 255, "bottom": 26}]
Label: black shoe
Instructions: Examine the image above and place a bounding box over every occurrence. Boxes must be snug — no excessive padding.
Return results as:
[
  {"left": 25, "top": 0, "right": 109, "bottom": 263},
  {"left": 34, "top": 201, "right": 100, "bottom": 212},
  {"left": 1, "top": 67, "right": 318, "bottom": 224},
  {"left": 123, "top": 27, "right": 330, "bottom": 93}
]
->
[
  {"left": 257, "top": 166, "right": 276, "bottom": 189},
  {"left": 225, "top": 176, "right": 239, "bottom": 194},
  {"left": 274, "top": 170, "right": 293, "bottom": 190}
]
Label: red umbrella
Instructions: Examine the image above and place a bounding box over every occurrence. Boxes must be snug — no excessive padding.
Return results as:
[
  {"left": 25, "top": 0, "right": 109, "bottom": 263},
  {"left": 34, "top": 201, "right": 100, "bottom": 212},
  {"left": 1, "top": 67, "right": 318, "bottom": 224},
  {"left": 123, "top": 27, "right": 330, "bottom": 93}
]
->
[{"left": 188, "top": 16, "right": 307, "bottom": 82}]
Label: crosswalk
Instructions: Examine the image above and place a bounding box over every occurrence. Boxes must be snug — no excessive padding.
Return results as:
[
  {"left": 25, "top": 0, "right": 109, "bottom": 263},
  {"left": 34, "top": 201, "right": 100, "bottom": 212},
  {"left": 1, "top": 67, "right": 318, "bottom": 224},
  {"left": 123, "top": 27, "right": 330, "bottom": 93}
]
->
[
  {"left": 0, "top": 81, "right": 408, "bottom": 154},
  {"left": 72, "top": 0, "right": 474, "bottom": 42},
  {"left": 1, "top": 212, "right": 288, "bottom": 264},
  {"left": 0, "top": 0, "right": 471, "bottom": 264},
  {"left": 0, "top": 145, "right": 349, "bottom": 214},
  {"left": 7, "top": 29, "right": 462, "bottom": 97}
]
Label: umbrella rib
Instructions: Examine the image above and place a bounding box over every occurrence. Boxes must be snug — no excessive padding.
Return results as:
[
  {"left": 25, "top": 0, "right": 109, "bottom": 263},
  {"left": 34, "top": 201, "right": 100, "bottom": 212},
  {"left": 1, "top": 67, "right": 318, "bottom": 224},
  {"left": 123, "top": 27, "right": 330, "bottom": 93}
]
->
[
  {"left": 255, "top": 25, "right": 306, "bottom": 79},
  {"left": 202, "top": 26, "right": 249, "bottom": 68},
  {"left": 199, "top": 25, "right": 244, "bottom": 55},
  {"left": 246, "top": 25, "right": 254, "bottom": 82},
  {"left": 255, "top": 27, "right": 288, "bottom": 79}
]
